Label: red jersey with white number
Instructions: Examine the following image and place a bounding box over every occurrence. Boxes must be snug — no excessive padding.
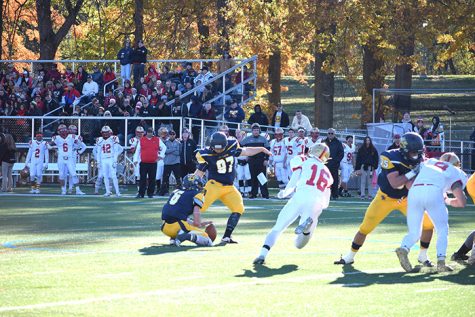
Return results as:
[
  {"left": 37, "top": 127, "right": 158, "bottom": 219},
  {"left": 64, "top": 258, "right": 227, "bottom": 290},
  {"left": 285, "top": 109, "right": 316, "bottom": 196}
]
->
[
  {"left": 96, "top": 136, "right": 120, "bottom": 160},
  {"left": 293, "top": 137, "right": 308, "bottom": 156},
  {"left": 290, "top": 155, "right": 334, "bottom": 198},
  {"left": 284, "top": 137, "right": 296, "bottom": 161},
  {"left": 27, "top": 140, "right": 48, "bottom": 164},
  {"left": 415, "top": 158, "right": 468, "bottom": 193},
  {"left": 52, "top": 134, "right": 76, "bottom": 162},
  {"left": 269, "top": 138, "right": 286, "bottom": 163},
  {"left": 341, "top": 143, "right": 355, "bottom": 165}
]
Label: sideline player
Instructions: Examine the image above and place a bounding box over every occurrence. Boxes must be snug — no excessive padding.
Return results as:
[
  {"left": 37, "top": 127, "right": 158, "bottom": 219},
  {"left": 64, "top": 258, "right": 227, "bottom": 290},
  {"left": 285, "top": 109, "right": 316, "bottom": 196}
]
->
[
  {"left": 161, "top": 174, "right": 213, "bottom": 247},
  {"left": 95, "top": 126, "right": 124, "bottom": 197},
  {"left": 339, "top": 135, "right": 355, "bottom": 197},
  {"left": 284, "top": 128, "right": 296, "bottom": 180},
  {"left": 129, "top": 126, "right": 145, "bottom": 190},
  {"left": 269, "top": 128, "right": 288, "bottom": 194},
  {"left": 306, "top": 127, "right": 322, "bottom": 148},
  {"left": 396, "top": 153, "right": 467, "bottom": 272},
  {"left": 25, "top": 133, "right": 49, "bottom": 194},
  {"left": 235, "top": 129, "right": 251, "bottom": 196},
  {"left": 67, "top": 125, "right": 86, "bottom": 194},
  {"left": 294, "top": 127, "right": 308, "bottom": 156},
  {"left": 254, "top": 143, "right": 333, "bottom": 264},
  {"left": 194, "top": 132, "right": 272, "bottom": 244},
  {"left": 334, "top": 132, "right": 435, "bottom": 266},
  {"left": 50, "top": 124, "right": 84, "bottom": 195}
]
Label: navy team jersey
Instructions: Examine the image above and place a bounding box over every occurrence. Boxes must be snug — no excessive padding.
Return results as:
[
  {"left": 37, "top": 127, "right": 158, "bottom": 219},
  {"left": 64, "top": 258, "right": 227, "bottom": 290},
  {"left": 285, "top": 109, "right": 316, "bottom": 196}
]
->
[
  {"left": 378, "top": 149, "right": 418, "bottom": 199},
  {"left": 196, "top": 140, "right": 242, "bottom": 185},
  {"left": 161, "top": 189, "right": 204, "bottom": 222}
]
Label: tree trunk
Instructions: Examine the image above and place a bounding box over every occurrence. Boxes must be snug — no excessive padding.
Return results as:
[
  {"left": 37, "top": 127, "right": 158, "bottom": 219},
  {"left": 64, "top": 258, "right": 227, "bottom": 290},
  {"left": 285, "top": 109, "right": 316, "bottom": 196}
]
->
[
  {"left": 361, "top": 43, "right": 385, "bottom": 126},
  {"left": 194, "top": 2, "right": 211, "bottom": 62},
  {"left": 314, "top": 51, "right": 334, "bottom": 129},
  {"left": 268, "top": 50, "right": 281, "bottom": 107},
  {"left": 0, "top": 0, "right": 3, "bottom": 60},
  {"left": 394, "top": 34, "right": 415, "bottom": 115},
  {"left": 133, "top": 0, "right": 144, "bottom": 45},
  {"left": 36, "top": 0, "right": 85, "bottom": 61},
  {"left": 216, "top": 0, "right": 230, "bottom": 54}
]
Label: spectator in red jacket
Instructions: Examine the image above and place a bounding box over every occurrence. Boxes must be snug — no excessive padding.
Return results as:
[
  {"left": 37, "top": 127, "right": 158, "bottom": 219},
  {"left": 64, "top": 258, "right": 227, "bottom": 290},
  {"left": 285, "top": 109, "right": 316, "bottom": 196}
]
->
[{"left": 133, "top": 127, "right": 160, "bottom": 198}]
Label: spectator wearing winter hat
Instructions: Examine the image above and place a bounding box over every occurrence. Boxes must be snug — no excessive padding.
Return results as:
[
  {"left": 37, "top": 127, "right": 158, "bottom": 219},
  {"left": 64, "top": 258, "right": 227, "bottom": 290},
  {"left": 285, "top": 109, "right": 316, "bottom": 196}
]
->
[{"left": 248, "top": 104, "right": 269, "bottom": 131}]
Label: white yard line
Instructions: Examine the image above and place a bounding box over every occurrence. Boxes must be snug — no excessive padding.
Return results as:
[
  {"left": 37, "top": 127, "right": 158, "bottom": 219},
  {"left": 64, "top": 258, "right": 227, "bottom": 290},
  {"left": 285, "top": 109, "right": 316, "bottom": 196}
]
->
[{"left": 0, "top": 267, "right": 402, "bottom": 313}]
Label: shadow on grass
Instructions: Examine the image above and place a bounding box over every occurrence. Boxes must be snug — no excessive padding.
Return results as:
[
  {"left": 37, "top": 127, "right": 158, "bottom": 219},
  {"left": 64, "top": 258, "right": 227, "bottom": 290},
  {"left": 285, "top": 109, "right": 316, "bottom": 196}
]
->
[
  {"left": 139, "top": 244, "right": 220, "bottom": 255},
  {"left": 329, "top": 264, "right": 475, "bottom": 287},
  {"left": 235, "top": 264, "right": 299, "bottom": 279}
]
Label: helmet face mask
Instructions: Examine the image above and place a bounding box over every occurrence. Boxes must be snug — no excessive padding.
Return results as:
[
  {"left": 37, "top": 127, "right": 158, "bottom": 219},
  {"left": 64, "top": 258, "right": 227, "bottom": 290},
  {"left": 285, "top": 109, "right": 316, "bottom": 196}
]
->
[
  {"left": 58, "top": 124, "right": 68, "bottom": 137},
  {"left": 399, "top": 132, "right": 424, "bottom": 164},
  {"left": 101, "top": 126, "right": 112, "bottom": 139},
  {"left": 210, "top": 132, "right": 227, "bottom": 153}
]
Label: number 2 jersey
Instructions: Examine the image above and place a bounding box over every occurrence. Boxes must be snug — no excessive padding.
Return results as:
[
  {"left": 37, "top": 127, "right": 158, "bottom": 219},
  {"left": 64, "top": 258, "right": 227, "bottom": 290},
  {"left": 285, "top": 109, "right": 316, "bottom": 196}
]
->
[
  {"left": 26, "top": 140, "right": 49, "bottom": 165},
  {"left": 161, "top": 189, "right": 204, "bottom": 222},
  {"left": 414, "top": 158, "right": 467, "bottom": 192},
  {"left": 196, "top": 140, "right": 242, "bottom": 185}
]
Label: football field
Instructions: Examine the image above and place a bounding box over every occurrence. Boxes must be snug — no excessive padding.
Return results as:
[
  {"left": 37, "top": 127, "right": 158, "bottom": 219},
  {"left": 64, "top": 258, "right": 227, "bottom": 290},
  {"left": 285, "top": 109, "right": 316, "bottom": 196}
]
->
[{"left": 1, "top": 187, "right": 474, "bottom": 317}]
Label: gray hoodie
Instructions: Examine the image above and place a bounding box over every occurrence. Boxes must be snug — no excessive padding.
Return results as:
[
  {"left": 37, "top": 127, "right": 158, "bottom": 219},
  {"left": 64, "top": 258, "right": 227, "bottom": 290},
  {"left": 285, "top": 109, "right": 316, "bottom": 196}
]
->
[{"left": 164, "top": 138, "right": 181, "bottom": 165}]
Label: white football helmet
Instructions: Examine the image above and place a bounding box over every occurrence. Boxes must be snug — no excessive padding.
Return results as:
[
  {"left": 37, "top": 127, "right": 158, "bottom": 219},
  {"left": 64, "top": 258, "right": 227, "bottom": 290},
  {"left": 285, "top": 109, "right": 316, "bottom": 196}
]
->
[
  {"left": 274, "top": 128, "right": 284, "bottom": 141},
  {"left": 101, "top": 125, "right": 112, "bottom": 138},
  {"left": 308, "top": 143, "right": 330, "bottom": 163},
  {"left": 439, "top": 152, "right": 460, "bottom": 168}
]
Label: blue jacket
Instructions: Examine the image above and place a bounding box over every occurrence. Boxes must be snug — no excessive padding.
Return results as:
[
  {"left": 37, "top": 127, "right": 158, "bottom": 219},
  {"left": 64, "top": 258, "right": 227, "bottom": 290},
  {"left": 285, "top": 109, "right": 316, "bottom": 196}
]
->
[
  {"left": 117, "top": 47, "right": 133, "bottom": 65},
  {"left": 224, "top": 106, "right": 245, "bottom": 123}
]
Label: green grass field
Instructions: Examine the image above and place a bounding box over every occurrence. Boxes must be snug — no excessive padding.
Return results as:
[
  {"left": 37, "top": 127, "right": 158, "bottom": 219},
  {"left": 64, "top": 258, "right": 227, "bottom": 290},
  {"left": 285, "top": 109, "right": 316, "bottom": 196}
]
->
[{"left": 1, "top": 187, "right": 475, "bottom": 317}]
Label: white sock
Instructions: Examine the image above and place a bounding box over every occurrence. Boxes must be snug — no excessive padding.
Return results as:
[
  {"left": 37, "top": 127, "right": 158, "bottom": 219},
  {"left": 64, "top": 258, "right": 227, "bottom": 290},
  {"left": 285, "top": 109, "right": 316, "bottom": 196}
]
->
[
  {"left": 343, "top": 251, "right": 356, "bottom": 262},
  {"left": 104, "top": 177, "right": 111, "bottom": 194},
  {"left": 418, "top": 248, "right": 428, "bottom": 262},
  {"left": 112, "top": 177, "right": 120, "bottom": 195},
  {"left": 259, "top": 247, "right": 269, "bottom": 258},
  {"left": 437, "top": 256, "right": 446, "bottom": 262}
]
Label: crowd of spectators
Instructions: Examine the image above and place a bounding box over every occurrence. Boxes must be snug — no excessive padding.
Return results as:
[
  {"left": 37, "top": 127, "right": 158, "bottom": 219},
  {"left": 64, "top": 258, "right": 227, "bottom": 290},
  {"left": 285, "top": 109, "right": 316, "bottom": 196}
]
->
[{"left": 0, "top": 47, "right": 254, "bottom": 145}]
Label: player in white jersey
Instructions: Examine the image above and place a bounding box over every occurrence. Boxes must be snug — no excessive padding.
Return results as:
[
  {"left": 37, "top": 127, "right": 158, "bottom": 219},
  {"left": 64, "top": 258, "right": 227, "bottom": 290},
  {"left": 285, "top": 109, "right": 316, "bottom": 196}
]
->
[
  {"left": 93, "top": 140, "right": 104, "bottom": 195},
  {"left": 396, "top": 153, "right": 468, "bottom": 273},
  {"left": 235, "top": 129, "right": 251, "bottom": 196},
  {"left": 339, "top": 135, "right": 355, "bottom": 197},
  {"left": 269, "top": 128, "right": 287, "bottom": 192},
  {"left": 129, "top": 126, "right": 145, "bottom": 191},
  {"left": 96, "top": 126, "right": 124, "bottom": 197},
  {"left": 306, "top": 127, "right": 322, "bottom": 148},
  {"left": 67, "top": 125, "right": 86, "bottom": 195},
  {"left": 293, "top": 127, "right": 308, "bottom": 156},
  {"left": 283, "top": 128, "right": 296, "bottom": 180},
  {"left": 155, "top": 127, "right": 169, "bottom": 194},
  {"left": 50, "top": 124, "right": 83, "bottom": 195},
  {"left": 254, "top": 143, "right": 333, "bottom": 264},
  {"left": 25, "top": 133, "right": 49, "bottom": 193}
]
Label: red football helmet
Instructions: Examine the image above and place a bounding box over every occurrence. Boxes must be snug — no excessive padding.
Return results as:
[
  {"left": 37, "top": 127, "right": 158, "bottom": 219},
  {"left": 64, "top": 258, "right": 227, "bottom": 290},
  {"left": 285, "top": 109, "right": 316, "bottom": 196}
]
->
[
  {"left": 274, "top": 128, "right": 284, "bottom": 141},
  {"left": 101, "top": 125, "right": 112, "bottom": 139},
  {"left": 68, "top": 124, "right": 78, "bottom": 135},
  {"left": 57, "top": 124, "right": 68, "bottom": 137}
]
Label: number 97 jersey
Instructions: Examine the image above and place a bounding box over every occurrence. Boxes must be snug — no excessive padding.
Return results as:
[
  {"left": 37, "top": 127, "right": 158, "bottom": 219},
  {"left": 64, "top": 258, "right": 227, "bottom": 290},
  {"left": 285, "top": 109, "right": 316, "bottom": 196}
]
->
[{"left": 196, "top": 140, "right": 242, "bottom": 185}]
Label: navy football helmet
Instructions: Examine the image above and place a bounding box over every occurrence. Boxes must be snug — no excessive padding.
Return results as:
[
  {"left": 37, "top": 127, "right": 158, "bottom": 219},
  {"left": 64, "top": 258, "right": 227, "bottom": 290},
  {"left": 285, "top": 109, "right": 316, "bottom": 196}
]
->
[
  {"left": 210, "top": 132, "right": 227, "bottom": 153},
  {"left": 399, "top": 132, "right": 424, "bottom": 164},
  {"left": 182, "top": 174, "right": 206, "bottom": 191}
]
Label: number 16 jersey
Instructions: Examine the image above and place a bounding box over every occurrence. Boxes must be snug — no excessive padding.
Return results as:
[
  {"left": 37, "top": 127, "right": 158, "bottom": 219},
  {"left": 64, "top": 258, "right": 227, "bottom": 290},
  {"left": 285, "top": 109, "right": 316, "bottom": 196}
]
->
[
  {"left": 291, "top": 155, "right": 334, "bottom": 198},
  {"left": 196, "top": 140, "right": 242, "bottom": 185}
]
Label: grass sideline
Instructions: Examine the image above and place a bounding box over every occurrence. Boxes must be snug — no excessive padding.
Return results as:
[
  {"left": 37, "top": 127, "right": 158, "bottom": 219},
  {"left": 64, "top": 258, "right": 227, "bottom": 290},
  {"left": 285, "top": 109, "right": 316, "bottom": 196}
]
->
[{"left": 1, "top": 189, "right": 474, "bottom": 316}]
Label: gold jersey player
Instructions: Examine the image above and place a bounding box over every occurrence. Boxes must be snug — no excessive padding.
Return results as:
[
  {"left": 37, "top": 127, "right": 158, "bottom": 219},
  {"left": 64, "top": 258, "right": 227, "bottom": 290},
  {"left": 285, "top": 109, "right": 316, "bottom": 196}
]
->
[
  {"left": 334, "top": 132, "right": 435, "bottom": 266},
  {"left": 195, "top": 132, "right": 272, "bottom": 244}
]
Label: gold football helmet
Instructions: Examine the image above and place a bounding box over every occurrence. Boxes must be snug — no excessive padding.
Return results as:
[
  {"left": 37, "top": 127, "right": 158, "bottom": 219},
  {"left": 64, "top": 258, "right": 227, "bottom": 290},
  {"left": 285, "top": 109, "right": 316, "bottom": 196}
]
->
[
  {"left": 308, "top": 143, "right": 330, "bottom": 163},
  {"left": 439, "top": 152, "right": 460, "bottom": 167}
]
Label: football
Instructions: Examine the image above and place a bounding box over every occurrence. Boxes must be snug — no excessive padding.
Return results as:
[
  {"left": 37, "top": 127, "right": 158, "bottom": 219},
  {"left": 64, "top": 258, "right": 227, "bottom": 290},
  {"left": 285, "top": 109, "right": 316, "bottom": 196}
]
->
[{"left": 205, "top": 223, "right": 217, "bottom": 242}]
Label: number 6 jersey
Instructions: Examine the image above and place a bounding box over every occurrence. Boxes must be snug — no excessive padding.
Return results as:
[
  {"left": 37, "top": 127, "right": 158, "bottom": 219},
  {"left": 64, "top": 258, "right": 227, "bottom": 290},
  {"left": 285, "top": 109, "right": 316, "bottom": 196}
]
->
[{"left": 196, "top": 140, "right": 242, "bottom": 185}]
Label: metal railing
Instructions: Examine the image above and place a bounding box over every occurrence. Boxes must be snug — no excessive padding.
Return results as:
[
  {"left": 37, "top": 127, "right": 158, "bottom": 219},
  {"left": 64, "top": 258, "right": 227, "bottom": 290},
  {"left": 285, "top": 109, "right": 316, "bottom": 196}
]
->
[{"left": 165, "top": 55, "right": 258, "bottom": 111}]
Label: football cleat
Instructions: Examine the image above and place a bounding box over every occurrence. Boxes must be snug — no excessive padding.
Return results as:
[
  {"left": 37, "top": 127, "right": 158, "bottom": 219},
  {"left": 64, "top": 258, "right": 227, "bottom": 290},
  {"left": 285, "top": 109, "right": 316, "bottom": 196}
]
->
[
  {"left": 437, "top": 260, "right": 454, "bottom": 273},
  {"left": 253, "top": 256, "right": 266, "bottom": 265},
  {"left": 174, "top": 239, "right": 182, "bottom": 247},
  {"left": 395, "top": 247, "right": 413, "bottom": 272},
  {"left": 29, "top": 189, "right": 36, "bottom": 194},
  {"left": 418, "top": 259, "right": 435, "bottom": 267},
  {"left": 61, "top": 190, "right": 67, "bottom": 195},
  {"left": 67, "top": 189, "right": 73, "bottom": 194},
  {"left": 76, "top": 189, "right": 86, "bottom": 195},
  {"left": 103, "top": 192, "right": 112, "bottom": 197},
  {"left": 295, "top": 217, "right": 313, "bottom": 235},
  {"left": 220, "top": 237, "right": 238, "bottom": 244},
  {"left": 451, "top": 252, "right": 469, "bottom": 261},
  {"left": 468, "top": 256, "right": 475, "bottom": 265},
  {"left": 169, "top": 239, "right": 176, "bottom": 246},
  {"left": 334, "top": 256, "right": 354, "bottom": 265},
  {"left": 116, "top": 193, "right": 122, "bottom": 197}
]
